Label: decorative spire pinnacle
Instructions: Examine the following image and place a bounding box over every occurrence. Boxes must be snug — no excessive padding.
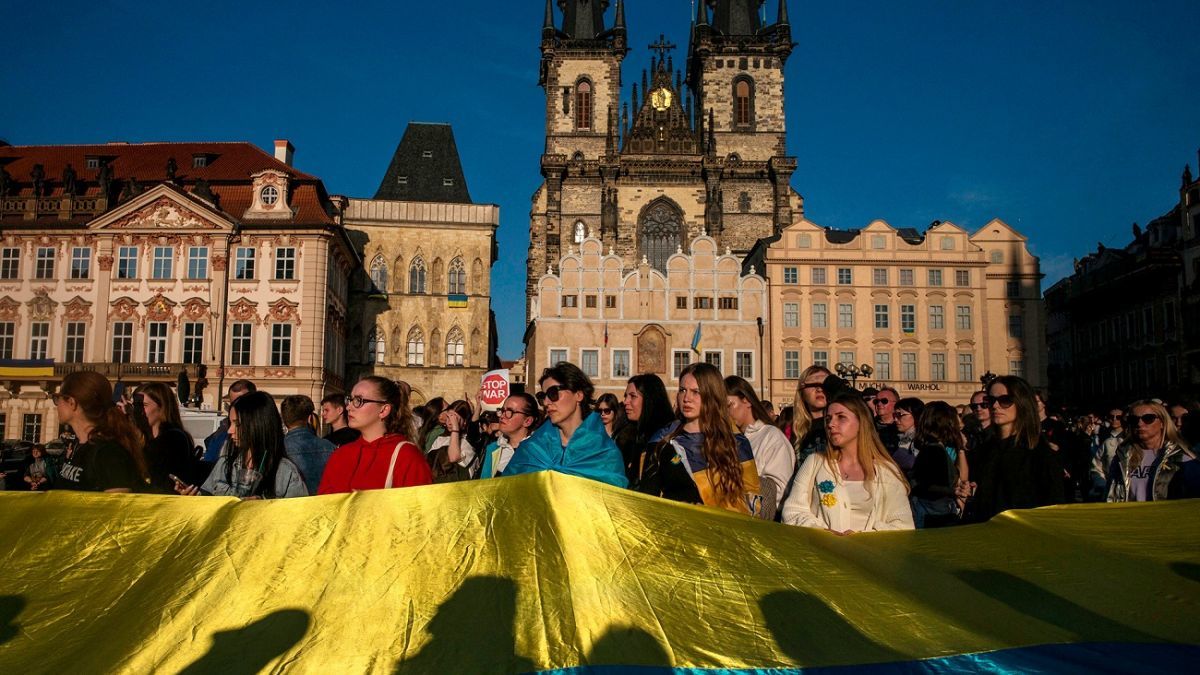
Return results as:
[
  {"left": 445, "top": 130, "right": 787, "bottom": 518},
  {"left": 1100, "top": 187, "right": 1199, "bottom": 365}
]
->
[
  {"left": 696, "top": 0, "right": 709, "bottom": 27},
  {"left": 615, "top": 0, "right": 626, "bottom": 30},
  {"left": 543, "top": 0, "right": 555, "bottom": 37},
  {"left": 778, "top": 0, "right": 790, "bottom": 25}
]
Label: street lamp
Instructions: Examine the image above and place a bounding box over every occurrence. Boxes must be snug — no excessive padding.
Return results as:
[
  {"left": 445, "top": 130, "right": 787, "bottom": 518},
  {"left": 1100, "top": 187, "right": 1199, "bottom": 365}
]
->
[
  {"left": 835, "top": 362, "right": 874, "bottom": 388},
  {"left": 980, "top": 371, "right": 997, "bottom": 389}
]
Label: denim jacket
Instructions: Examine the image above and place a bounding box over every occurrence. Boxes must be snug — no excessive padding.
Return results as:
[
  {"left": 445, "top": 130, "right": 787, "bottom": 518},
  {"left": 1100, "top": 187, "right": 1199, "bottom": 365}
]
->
[{"left": 285, "top": 426, "right": 336, "bottom": 495}]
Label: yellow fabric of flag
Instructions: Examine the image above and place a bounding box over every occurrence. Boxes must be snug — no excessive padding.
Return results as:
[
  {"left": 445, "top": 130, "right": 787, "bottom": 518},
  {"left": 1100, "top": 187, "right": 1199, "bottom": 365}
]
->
[{"left": 0, "top": 472, "right": 1197, "bottom": 673}]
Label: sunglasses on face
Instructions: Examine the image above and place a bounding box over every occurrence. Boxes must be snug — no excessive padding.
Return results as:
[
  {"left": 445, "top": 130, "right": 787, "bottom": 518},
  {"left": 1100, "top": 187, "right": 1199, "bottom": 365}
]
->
[
  {"left": 542, "top": 384, "right": 572, "bottom": 402},
  {"left": 498, "top": 407, "right": 528, "bottom": 419},
  {"left": 970, "top": 403, "right": 989, "bottom": 410},
  {"left": 597, "top": 407, "right": 614, "bottom": 415},
  {"left": 873, "top": 399, "right": 892, "bottom": 407},
  {"left": 801, "top": 383, "right": 823, "bottom": 391},
  {"left": 344, "top": 394, "right": 387, "bottom": 409},
  {"left": 984, "top": 394, "right": 1016, "bottom": 409},
  {"left": 1130, "top": 413, "right": 1160, "bottom": 426}
]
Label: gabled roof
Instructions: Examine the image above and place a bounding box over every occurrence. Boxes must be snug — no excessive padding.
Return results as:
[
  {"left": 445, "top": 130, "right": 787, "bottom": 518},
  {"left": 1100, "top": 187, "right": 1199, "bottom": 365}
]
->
[{"left": 373, "top": 123, "right": 473, "bottom": 204}]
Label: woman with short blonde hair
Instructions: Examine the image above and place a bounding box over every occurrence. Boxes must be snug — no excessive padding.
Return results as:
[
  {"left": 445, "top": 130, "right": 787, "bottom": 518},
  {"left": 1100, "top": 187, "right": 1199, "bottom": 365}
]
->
[{"left": 1106, "top": 400, "right": 1198, "bottom": 502}]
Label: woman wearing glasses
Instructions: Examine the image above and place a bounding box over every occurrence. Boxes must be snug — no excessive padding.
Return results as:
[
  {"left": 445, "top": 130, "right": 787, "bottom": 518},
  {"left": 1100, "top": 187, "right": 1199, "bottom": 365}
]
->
[
  {"left": 595, "top": 393, "right": 625, "bottom": 438},
  {"left": 890, "top": 397, "right": 925, "bottom": 479},
  {"left": 503, "top": 362, "right": 628, "bottom": 487},
  {"left": 317, "top": 376, "right": 432, "bottom": 494},
  {"left": 1106, "top": 401, "right": 1199, "bottom": 502},
  {"left": 479, "top": 394, "right": 542, "bottom": 479},
  {"left": 791, "top": 365, "right": 832, "bottom": 463},
  {"left": 970, "top": 375, "right": 1064, "bottom": 521}
]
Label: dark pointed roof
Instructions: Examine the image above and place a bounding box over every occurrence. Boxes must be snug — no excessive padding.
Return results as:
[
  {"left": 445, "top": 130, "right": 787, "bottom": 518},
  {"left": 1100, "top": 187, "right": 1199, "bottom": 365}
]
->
[
  {"left": 709, "top": 0, "right": 764, "bottom": 36},
  {"left": 373, "top": 123, "right": 472, "bottom": 203},
  {"left": 559, "top": 0, "right": 608, "bottom": 39}
]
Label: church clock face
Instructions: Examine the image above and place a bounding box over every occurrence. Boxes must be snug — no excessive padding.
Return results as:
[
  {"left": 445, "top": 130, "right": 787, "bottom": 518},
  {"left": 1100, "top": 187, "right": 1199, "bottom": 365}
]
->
[{"left": 650, "top": 87, "right": 672, "bottom": 111}]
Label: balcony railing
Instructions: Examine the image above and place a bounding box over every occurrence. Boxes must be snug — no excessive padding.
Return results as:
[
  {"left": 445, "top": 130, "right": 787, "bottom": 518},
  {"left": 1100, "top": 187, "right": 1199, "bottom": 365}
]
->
[{"left": 52, "top": 362, "right": 200, "bottom": 379}]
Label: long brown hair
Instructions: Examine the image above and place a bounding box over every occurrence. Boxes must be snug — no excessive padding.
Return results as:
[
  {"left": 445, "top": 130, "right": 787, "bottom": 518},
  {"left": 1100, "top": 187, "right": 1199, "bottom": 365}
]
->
[
  {"left": 724, "top": 375, "right": 771, "bottom": 424},
  {"left": 989, "top": 375, "right": 1040, "bottom": 449},
  {"left": 663, "top": 362, "right": 744, "bottom": 505},
  {"left": 137, "top": 382, "right": 183, "bottom": 429},
  {"left": 360, "top": 376, "right": 415, "bottom": 440},
  {"left": 823, "top": 391, "right": 907, "bottom": 494},
  {"left": 61, "top": 371, "right": 148, "bottom": 480}
]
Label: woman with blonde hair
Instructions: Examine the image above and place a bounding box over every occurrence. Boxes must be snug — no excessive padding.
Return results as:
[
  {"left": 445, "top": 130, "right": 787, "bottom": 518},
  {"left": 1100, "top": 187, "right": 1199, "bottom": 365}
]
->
[
  {"left": 781, "top": 391, "right": 913, "bottom": 533},
  {"left": 791, "top": 365, "right": 832, "bottom": 463},
  {"left": 638, "top": 363, "right": 767, "bottom": 517},
  {"left": 1106, "top": 400, "right": 1199, "bottom": 502}
]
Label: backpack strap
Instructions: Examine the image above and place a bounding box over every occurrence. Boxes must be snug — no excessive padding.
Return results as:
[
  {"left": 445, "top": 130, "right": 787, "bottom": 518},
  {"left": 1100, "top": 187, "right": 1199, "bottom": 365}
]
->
[{"left": 384, "top": 441, "right": 404, "bottom": 489}]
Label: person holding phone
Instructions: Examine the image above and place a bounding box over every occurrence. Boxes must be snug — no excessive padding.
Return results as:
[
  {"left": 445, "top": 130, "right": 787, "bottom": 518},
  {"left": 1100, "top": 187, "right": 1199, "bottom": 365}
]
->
[
  {"left": 136, "top": 382, "right": 198, "bottom": 493},
  {"left": 175, "top": 391, "right": 306, "bottom": 499}
]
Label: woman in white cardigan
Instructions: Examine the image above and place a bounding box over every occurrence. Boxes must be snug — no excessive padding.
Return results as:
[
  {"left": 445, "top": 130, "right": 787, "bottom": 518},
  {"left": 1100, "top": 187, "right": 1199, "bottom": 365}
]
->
[{"left": 781, "top": 391, "right": 914, "bottom": 533}]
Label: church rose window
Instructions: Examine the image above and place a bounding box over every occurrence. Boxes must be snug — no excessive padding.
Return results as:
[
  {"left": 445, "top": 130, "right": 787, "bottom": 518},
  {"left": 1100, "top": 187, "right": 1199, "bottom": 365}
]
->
[{"left": 639, "top": 200, "right": 683, "bottom": 273}]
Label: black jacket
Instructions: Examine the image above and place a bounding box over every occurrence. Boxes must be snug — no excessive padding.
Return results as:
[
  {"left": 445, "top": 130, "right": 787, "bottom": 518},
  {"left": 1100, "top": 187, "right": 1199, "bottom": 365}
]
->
[{"left": 971, "top": 433, "right": 1065, "bottom": 521}]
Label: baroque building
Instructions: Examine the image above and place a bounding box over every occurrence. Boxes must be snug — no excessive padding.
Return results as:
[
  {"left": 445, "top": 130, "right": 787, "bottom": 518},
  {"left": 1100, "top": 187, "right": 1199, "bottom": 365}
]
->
[
  {"left": 343, "top": 123, "right": 499, "bottom": 404},
  {"left": 525, "top": 234, "right": 766, "bottom": 395},
  {"left": 754, "top": 218, "right": 1046, "bottom": 405},
  {"left": 528, "top": 0, "right": 801, "bottom": 311},
  {"left": 0, "top": 141, "right": 356, "bottom": 442}
]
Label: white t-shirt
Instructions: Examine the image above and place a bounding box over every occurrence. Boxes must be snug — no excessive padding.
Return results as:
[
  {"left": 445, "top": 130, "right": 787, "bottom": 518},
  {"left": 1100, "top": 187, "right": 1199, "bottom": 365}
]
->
[
  {"left": 1128, "top": 448, "right": 1160, "bottom": 502},
  {"left": 842, "top": 480, "right": 874, "bottom": 532}
]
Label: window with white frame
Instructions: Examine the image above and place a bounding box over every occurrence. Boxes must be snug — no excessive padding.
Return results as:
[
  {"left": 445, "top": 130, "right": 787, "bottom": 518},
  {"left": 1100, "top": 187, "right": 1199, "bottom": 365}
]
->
[
  {"left": 928, "top": 269, "right": 943, "bottom": 286},
  {"left": 783, "top": 302, "right": 799, "bottom": 328},
  {"left": 275, "top": 247, "right": 296, "bottom": 280},
  {"left": 956, "top": 305, "right": 972, "bottom": 330},
  {"left": 581, "top": 349, "right": 600, "bottom": 378},
  {"left": 901, "top": 352, "right": 917, "bottom": 380},
  {"left": 112, "top": 322, "right": 133, "bottom": 363},
  {"left": 446, "top": 328, "right": 465, "bottom": 366},
  {"left": 29, "top": 322, "right": 49, "bottom": 360},
  {"left": 147, "top": 322, "right": 168, "bottom": 363},
  {"left": 0, "top": 248, "right": 18, "bottom": 279},
  {"left": 152, "top": 246, "right": 173, "bottom": 279},
  {"left": 183, "top": 323, "right": 204, "bottom": 364},
  {"left": 70, "top": 247, "right": 91, "bottom": 279},
  {"left": 704, "top": 351, "right": 722, "bottom": 372},
  {"left": 838, "top": 303, "right": 854, "bottom": 328},
  {"left": 874, "top": 304, "right": 889, "bottom": 329},
  {"left": 783, "top": 267, "right": 798, "bottom": 284},
  {"left": 837, "top": 267, "right": 852, "bottom": 285},
  {"left": 272, "top": 324, "right": 294, "bottom": 366},
  {"left": 736, "top": 351, "right": 753, "bottom": 379},
  {"left": 187, "top": 247, "right": 209, "bottom": 280},
  {"left": 117, "top": 246, "right": 138, "bottom": 279},
  {"left": 235, "top": 247, "right": 256, "bottom": 280},
  {"left": 35, "top": 247, "right": 55, "bottom": 279},
  {"left": 612, "top": 350, "right": 631, "bottom": 378},
  {"left": 929, "top": 305, "right": 945, "bottom": 329},
  {"left": 901, "top": 304, "right": 915, "bottom": 333},
  {"left": 231, "top": 323, "right": 252, "bottom": 366},
  {"left": 672, "top": 350, "right": 691, "bottom": 378},
  {"left": 899, "top": 268, "right": 914, "bottom": 286},
  {"left": 549, "top": 348, "right": 567, "bottom": 365},
  {"left": 22, "top": 414, "right": 41, "bottom": 443},
  {"left": 955, "top": 270, "right": 970, "bottom": 286},
  {"left": 65, "top": 322, "right": 85, "bottom": 363},
  {"left": 1008, "top": 314, "right": 1024, "bottom": 338},
  {"left": 1009, "top": 359, "right": 1024, "bottom": 378},
  {"left": 811, "top": 267, "right": 826, "bottom": 284},
  {"left": 0, "top": 322, "right": 14, "bottom": 359},
  {"left": 872, "top": 268, "right": 888, "bottom": 285},
  {"left": 957, "top": 353, "right": 974, "bottom": 382},
  {"left": 813, "top": 303, "right": 828, "bottom": 328},
  {"left": 931, "top": 353, "right": 946, "bottom": 380},
  {"left": 783, "top": 350, "right": 800, "bottom": 379},
  {"left": 812, "top": 350, "right": 829, "bottom": 368},
  {"left": 874, "top": 352, "right": 891, "bottom": 379},
  {"left": 838, "top": 350, "right": 856, "bottom": 366}
]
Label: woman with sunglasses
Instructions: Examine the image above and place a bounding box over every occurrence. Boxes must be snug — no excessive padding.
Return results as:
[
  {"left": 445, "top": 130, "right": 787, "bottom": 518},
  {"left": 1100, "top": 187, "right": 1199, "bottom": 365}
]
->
[
  {"left": 890, "top": 397, "right": 925, "bottom": 479},
  {"left": 52, "top": 371, "right": 149, "bottom": 493},
  {"left": 176, "top": 391, "right": 306, "bottom": 499},
  {"left": 135, "top": 382, "right": 198, "bottom": 493},
  {"left": 1106, "top": 401, "right": 1199, "bottom": 502},
  {"left": 479, "top": 393, "right": 543, "bottom": 479},
  {"left": 970, "top": 375, "right": 1064, "bottom": 521},
  {"left": 781, "top": 391, "right": 913, "bottom": 533},
  {"left": 595, "top": 393, "right": 626, "bottom": 438},
  {"left": 317, "top": 376, "right": 432, "bottom": 494},
  {"left": 639, "top": 363, "right": 767, "bottom": 517},
  {"left": 503, "top": 362, "right": 628, "bottom": 487},
  {"left": 791, "top": 365, "right": 832, "bottom": 463}
]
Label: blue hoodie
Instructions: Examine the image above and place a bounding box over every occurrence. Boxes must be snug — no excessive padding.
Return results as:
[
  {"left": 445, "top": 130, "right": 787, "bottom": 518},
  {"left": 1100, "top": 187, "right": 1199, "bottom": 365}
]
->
[{"left": 502, "top": 412, "right": 629, "bottom": 488}]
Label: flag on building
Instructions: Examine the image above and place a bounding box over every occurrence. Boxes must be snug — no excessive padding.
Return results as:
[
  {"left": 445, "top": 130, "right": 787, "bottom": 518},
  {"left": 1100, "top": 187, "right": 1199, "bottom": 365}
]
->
[
  {"left": 448, "top": 294, "right": 468, "bottom": 308},
  {"left": 603, "top": 323, "right": 609, "bottom": 348},
  {"left": 691, "top": 322, "right": 702, "bottom": 354}
]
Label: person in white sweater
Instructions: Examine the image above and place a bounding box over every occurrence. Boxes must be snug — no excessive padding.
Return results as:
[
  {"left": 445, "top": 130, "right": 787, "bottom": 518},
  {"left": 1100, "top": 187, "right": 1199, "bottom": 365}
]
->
[
  {"left": 781, "top": 391, "right": 914, "bottom": 534},
  {"left": 725, "top": 375, "right": 795, "bottom": 512}
]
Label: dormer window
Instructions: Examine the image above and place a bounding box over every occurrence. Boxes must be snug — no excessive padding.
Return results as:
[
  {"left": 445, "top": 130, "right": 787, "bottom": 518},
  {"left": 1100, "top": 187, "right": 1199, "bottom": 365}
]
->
[
  {"left": 397, "top": 176, "right": 408, "bottom": 185},
  {"left": 443, "top": 178, "right": 454, "bottom": 187},
  {"left": 422, "top": 150, "right": 433, "bottom": 159},
  {"left": 260, "top": 186, "right": 279, "bottom": 206},
  {"left": 85, "top": 157, "right": 100, "bottom": 170},
  {"left": 248, "top": 169, "right": 289, "bottom": 218},
  {"left": 192, "top": 155, "right": 208, "bottom": 168}
]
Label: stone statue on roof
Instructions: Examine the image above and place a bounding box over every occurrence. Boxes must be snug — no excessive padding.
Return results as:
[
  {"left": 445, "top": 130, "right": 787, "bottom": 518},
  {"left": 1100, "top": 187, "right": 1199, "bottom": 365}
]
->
[
  {"left": 31, "top": 163, "right": 45, "bottom": 197},
  {"left": 166, "top": 157, "right": 177, "bottom": 181},
  {"left": 0, "top": 167, "right": 10, "bottom": 197},
  {"left": 62, "top": 164, "right": 77, "bottom": 196},
  {"left": 97, "top": 163, "right": 113, "bottom": 196}
]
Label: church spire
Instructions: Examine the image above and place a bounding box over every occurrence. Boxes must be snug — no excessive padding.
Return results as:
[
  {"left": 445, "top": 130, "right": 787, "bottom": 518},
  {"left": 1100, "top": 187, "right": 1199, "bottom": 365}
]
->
[
  {"left": 711, "top": 0, "right": 763, "bottom": 36},
  {"left": 560, "top": 0, "right": 608, "bottom": 39},
  {"left": 777, "top": 0, "right": 789, "bottom": 25},
  {"left": 543, "top": 0, "right": 555, "bottom": 39},
  {"left": 696, "top": 0, "right": 709, "bottom": 26},
  {"left": 615, "top": 0, "right": 626, "bottom": 30}
]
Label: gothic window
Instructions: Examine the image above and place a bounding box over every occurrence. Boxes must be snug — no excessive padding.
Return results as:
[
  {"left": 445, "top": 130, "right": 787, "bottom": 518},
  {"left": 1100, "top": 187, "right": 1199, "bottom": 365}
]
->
[
  {"left": 369, "top": 255, "right": 388, "bottom": 292},
  {"left": 448, "top": 257, "right": 466, "bottom": 295},
  {"left": 367, "top": 328, "right": 384, "bottom": 364},
  {"left": 409, "top": 257, "right": 426, "bottom": 294},
  {"left": 575, "top": 80, "right": 593, "bottom": 130},
  {"left": 734, "top": 77, "right": 755, "bottom": 128},
  {"left": 639, "top": 199, "right": 683, "bottom": 274},
  {"left": 738, "top": 192, "right": 751, "bottom": 213},
  {"left": 573, "top": 221, "right": 586, "bottom": 244},
  {"left": 446, "top": 327, "right": 465, "bottom": 367},
  {"left": 407, "top": 327, "right": 425, "bottom": 366}
]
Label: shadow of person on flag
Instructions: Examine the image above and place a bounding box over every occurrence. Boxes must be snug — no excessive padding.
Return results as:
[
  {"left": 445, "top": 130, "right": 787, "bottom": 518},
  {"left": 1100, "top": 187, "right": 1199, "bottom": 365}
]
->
[
  {"left": 395, "top": 576, "right": 534, "bottom": 674},
  {"left": 0, "top": 595, "right": 25, "bottom": 646},
  {"left": 585, "top": 624, "right": 671, "bottom": 668},
  {"left": 761, "top": 589, "right": 904, "bottom": 666},
  {"left": 179, "top": 609, "right": 311, "bottom": 675},
  {"left": 1170, "top": 561, "right": 1200, "bottom": 585}
]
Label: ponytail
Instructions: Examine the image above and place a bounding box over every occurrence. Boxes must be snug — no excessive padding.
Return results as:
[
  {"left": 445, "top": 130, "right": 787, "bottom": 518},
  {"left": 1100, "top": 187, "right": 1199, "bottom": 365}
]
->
[
  {"left": 97, "top": 405, "right": 149, "bottom": 482},
  {"left": 360, "top": 376, "right": 415, "bottom": 441}
]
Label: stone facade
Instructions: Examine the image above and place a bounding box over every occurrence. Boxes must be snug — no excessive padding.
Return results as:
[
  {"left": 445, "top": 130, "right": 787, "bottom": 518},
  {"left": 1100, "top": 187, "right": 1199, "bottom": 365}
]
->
[
  {"left": 526, "top": 235, "right": 767, "bottom": 397},
  {"left": 342, "top": 199, "right": 499, "bottom": 406},
  {"left": 0, "top": 141, "right": 355, "bottom": 442},
  {"left": 762, "top": 218, "right": 1046, "bottom": 406}
]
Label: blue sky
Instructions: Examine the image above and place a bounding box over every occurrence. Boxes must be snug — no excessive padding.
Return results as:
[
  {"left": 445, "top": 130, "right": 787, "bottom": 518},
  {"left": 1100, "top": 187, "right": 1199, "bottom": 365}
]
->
[{"left": 5, "top": 1, "right": 1198, "bottom": 359}]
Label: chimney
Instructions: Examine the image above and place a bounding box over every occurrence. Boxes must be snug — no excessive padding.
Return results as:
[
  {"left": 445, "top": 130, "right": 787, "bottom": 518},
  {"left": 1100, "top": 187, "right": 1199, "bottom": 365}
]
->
[{"left": 274, "top": 139, "right": 294, "bottom": 167}]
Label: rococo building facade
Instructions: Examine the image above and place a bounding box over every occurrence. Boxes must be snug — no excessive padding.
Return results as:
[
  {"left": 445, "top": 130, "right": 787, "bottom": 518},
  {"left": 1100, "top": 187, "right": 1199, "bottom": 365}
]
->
[{"left": 0, "top": 140, "right": 356, "bottom": 442}]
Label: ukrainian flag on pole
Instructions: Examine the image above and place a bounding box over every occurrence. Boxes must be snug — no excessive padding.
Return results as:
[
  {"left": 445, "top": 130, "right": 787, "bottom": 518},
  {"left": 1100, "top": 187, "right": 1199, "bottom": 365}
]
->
[{"left": 691, "top": 322, "right": 702, "bottom": 354}]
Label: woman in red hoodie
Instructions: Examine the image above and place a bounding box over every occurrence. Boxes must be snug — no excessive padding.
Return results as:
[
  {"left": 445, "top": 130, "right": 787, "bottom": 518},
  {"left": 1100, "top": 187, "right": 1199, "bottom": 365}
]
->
[{"left": 317, "top": 376, "right": 432, "bottom": 494}]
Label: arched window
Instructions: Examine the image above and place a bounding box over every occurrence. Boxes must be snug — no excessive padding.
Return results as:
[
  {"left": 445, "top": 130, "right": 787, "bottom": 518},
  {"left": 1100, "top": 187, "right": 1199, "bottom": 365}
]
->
[
  {"left": 446, "top": 327, "right": 465, "bottom": 367},
  {"left": 448, "top": 257, "right": 466, "bottom": 295},
  {"left": 639, "top": 199, "right": 683, "bottom": 273},
  {"left": 575, "top": 80, "right": 592, "bottom": 130},
  {"left": 409, "top": 256, "right": 426, "bottom": 294},
  {"left": 406, "top": 327, "right": 425, "bottom": 366},
  {"left": 734, "top": 77, "right": 754, "bottom": 128},
  {"left": 369, "top": 255, "right": 388, "bottom": 292},
  {"left": 573, "top": 221, "right": 586, "bottom": 244},
  {"left": 367, "top": 328, "right": 378, "bottom": 363}
]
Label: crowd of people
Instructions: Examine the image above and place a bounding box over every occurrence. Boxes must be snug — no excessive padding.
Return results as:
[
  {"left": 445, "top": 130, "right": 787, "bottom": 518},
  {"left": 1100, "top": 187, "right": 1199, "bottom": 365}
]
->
[{"left": 11, "top": 363, "right": 1200, "bottom": 532}]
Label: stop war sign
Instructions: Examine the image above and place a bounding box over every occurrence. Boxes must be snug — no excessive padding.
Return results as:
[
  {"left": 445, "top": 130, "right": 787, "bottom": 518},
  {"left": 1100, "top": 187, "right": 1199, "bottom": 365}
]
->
[{"left": 480, "top": 369, "right": 510, "bottom": 410}]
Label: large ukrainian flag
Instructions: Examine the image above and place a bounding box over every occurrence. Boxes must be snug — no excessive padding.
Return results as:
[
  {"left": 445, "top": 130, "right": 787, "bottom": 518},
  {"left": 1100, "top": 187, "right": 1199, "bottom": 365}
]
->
[{"left": 0, "top": 472, "right": 1197, "bottom": 673}]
